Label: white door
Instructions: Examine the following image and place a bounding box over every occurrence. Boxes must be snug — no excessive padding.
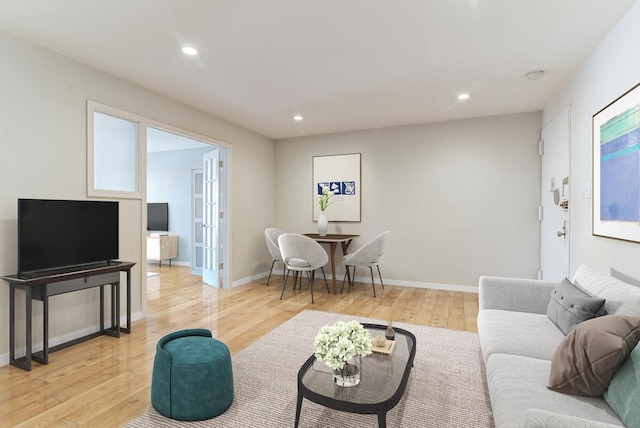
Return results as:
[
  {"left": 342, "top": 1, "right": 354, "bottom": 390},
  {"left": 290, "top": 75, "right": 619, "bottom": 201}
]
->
[
  {"left": 540, "top": 108, "right": 571, "bottom": 281},
  {"left": 191, "top": 169, "right": 204, "bottom": 275},
  {"left": 217, "top": 150, "right": 227, "bottom": 289},
  {"left": 203, "top": 150, "right": 219, "bottom": 287}
]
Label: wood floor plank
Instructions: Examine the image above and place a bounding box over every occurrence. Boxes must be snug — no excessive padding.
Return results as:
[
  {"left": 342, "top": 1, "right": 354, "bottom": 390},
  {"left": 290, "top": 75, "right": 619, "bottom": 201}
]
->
[
  {"left": 430, "top": 290, "right": 451, "bottom": 328},
  {"left": 367, "top": 303, "right": 392, "bottom": 321},
  {"left": 13, "top": 372, "right": 145, "bottom": 428},
  {"left": 447, "top": 292, "right": 466, "bottom": 331},
  {"left": 396, "top": 287, "right": 420, "bottom": 324},
  {"left": 463, "top": 292, "right": 480, "bottom": 333},
  {"left": 0, "top": 395, "right": 62, "bottom": 426},
  {"left": 0, "top": 264, "right": 480, "bottom": 425},
  {"left": 414, "top": 288, "right": 438, "bottom": 325}
]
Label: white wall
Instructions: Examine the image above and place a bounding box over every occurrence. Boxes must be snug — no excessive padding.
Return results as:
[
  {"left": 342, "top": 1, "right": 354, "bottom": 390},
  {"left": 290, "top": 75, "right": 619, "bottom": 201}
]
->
[
  {"left": 148, "top": 146, "right": 212, "bottom": 264},
  {"left": 543, "top": 1, "right": 640, "bottom": 283},
  {"left": 275, "top": 112, "right": 542, "bottom": 287},
  {"left": 0, "top": 30, "right": 275, "bottom": 360}
]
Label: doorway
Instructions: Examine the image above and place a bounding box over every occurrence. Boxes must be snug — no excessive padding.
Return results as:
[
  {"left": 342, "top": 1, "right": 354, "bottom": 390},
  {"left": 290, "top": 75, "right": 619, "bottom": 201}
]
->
[
  {"left": 540, "top": 107, "right": 571, "bottom": 281},
  {"left": 146, "top": 124, "right": 230, "bottom": 289}
]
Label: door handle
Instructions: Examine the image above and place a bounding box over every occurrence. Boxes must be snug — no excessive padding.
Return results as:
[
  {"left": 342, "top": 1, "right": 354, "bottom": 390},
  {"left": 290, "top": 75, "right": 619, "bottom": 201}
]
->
[{"left": 557, "top": 221, "right": 567, "bottom": 238}]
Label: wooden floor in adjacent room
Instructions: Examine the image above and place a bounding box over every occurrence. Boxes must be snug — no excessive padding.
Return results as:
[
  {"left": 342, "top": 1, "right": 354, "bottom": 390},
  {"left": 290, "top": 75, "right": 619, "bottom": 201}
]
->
[{"left": 0, "top": 265, "right": 479, "bottom": 427}]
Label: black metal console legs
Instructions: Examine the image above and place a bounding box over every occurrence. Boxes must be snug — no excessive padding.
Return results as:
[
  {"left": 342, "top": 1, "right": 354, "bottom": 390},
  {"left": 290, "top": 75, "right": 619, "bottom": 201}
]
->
[{"left": 3, "top": 261, "right": 135, "bottom": 371}]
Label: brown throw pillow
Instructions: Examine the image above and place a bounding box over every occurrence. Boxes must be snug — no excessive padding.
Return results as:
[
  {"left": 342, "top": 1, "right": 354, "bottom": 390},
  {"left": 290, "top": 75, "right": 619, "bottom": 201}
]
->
[{"left": 548, "top": 315, "right": 640, "bottom": 397}]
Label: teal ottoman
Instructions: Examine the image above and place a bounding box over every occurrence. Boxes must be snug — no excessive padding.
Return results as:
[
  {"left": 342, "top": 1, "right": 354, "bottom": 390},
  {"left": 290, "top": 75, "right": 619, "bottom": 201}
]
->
[{"left": 151, "top": 329, "right": 234, "bottom": 421}]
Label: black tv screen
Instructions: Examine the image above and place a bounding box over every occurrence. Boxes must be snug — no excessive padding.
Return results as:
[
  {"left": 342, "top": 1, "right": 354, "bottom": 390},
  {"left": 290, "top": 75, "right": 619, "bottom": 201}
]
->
[
  {"left": 147, "top": 203, "right": 169, "bottom": 231},
  {"left": 18, "top": 199, "right": 119, "bottom": 274}
]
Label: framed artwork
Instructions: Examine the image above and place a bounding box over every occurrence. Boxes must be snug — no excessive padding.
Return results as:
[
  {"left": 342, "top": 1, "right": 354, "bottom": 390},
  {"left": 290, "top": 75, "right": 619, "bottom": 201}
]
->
[
  {"left": 313, "top": 153, "right": 361, "bottom": 222},
  {"left": 592, "top": 82, "right": 640, "bottom": 242}
]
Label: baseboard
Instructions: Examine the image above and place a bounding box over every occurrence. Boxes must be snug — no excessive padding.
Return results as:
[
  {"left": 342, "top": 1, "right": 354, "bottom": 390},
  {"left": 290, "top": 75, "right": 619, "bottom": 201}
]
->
[
  {"left": 233, "top": 271, "right": 270, "bottom": 287},
  {"left": 237, "top": 271, "right": 478, "bottom": 293},
  {"left": 146, "top": 260, "right": 191, "bottom": 267},
  {"left": 0, "top": 310, "right": 144, "bottom": 368},
  {"left": 380, "top": 277, "right": 478, "bottom": 293}
]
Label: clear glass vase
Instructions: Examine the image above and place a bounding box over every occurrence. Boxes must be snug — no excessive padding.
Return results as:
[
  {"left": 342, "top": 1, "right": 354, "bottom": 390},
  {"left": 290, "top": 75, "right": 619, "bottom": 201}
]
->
[{"left": 333, "top": 356, "right": 361, "bottom": 387}]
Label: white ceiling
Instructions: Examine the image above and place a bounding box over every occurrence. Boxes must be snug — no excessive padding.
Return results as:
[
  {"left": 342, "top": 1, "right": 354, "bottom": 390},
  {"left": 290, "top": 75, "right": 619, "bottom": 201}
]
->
[{"left": 0, "top": 0, "right": 635, "bottom": 139}]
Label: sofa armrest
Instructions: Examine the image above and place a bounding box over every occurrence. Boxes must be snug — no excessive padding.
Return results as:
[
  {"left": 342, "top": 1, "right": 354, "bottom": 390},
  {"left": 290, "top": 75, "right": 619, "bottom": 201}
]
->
[
  {"left": 524, "top": 409, "right": 623, "bottom": 428},
  {"left": 479, "top": 276, "right": 557, "bottom": 314}
]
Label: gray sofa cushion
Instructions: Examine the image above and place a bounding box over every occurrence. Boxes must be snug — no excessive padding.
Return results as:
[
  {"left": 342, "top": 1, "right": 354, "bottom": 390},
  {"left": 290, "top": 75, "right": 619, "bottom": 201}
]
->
[
  {"left": 486, "top": 353, "right": 623, "bottom": 428},
  {"left": 478, "top": 310, "right": 565, "bottom": 362},
  {"left": 546, "top": 278, "right": 605, "bottom": 335},
  {"left": 573, "top": 265, "right": 640, "bottom": 316},
  {"left": 524, "top": 409, "right": 625, "bottom": 428}
]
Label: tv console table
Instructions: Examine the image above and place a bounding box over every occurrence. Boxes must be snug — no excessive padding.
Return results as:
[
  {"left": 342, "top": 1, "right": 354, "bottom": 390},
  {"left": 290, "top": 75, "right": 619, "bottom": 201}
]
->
[{"left": 1, "top": 261, "right": 135, "bottom": 371}]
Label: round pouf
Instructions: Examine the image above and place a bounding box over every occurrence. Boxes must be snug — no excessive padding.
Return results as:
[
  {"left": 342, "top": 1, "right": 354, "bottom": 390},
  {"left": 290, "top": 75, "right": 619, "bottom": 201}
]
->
[{"left": 151, "top": 329, "right": 234, "bottom": 421}]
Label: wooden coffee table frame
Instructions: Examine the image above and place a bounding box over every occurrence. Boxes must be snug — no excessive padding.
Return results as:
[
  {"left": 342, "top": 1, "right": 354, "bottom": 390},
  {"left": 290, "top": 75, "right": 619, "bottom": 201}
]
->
[{"left": 295, "top": 323, "right": 417, "bottom": 428}]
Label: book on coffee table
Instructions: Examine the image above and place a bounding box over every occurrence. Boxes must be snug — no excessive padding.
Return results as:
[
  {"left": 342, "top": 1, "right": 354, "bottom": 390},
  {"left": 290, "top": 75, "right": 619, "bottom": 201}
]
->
[{"left": 371, "top": 339, "right": 395, "bottom": 355}]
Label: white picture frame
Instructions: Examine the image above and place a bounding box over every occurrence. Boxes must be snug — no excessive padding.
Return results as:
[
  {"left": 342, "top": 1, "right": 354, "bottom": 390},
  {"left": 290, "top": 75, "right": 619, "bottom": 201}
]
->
[{"left": 313, "top": 153, "right": 361, "bottom": 222}]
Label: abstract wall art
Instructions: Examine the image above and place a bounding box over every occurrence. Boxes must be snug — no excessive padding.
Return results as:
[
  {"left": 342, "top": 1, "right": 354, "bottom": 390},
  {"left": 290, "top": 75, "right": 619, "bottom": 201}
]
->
[
  {"left": 593, "top": 82, "right": 640, "bottom": 242},
  {"left": 313, "top": 153, "right": 361, "bottom": 222}
]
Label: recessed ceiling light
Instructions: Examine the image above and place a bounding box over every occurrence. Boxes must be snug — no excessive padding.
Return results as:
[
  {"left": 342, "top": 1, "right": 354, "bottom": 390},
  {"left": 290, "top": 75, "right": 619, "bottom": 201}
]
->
[
  {"left": 526, "top": 70, "right": 545, "bottom": 80},
  {"left": 458, "top": 93, "right": 470, "bottom": 101},
  {"left": 181, "top": 46, "right": 198, "bottom": 56},
  {"left": 293, "top": 115, "right": 303, "bottom": 121}
]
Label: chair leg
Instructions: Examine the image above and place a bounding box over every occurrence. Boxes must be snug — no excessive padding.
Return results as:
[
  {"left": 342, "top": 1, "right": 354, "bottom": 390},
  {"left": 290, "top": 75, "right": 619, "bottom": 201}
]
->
[
  {"left": 280, "top": 269, "right": 291, "bottom": 300},
  {"left": 369, "top": 266, "right": 376, "bottom": 298},
  {"left": 320, "top": 267, "right": 329, "bottom": 293},
  {"left": 341, "top": 266, "right": 349, "bottom": 294},
  {"left": 266, "top": 260, "right": 276, "bottom": 286},
  {"left": 291, "top": 271, "right": 300, "bottom": 290},
  {"left": 377, "top": 265, "right": 384, "bottom": 289},
  {"left": 307, "top": 271, "right": 314, "bottom": 303}
]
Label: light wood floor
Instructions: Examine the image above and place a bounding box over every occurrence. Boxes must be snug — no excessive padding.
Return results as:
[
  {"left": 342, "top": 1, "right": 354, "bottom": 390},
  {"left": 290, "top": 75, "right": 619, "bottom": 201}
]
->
[{"left": 0, "top": 265, "right": 479, "bottom": 427}]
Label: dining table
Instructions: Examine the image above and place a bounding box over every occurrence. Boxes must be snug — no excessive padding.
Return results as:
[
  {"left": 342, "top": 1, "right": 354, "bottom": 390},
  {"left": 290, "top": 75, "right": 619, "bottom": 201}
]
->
[{"left": 304, "top": 233, "right": 359, "bottom": 294}]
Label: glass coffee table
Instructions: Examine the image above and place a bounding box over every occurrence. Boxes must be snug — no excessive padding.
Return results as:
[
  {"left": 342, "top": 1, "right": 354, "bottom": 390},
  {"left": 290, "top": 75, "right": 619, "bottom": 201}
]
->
[{"left": 295, "top": 323, "right": 417, "bottom": 428}]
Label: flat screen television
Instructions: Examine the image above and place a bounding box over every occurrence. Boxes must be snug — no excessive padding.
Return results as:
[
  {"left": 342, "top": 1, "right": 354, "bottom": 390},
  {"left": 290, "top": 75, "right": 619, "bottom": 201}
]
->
[
  {"left": 147, "top": 202, "right": 169, "bottom": 231},
  {"left": 18, "top": 199, "right": 119, "bottom": 274}
]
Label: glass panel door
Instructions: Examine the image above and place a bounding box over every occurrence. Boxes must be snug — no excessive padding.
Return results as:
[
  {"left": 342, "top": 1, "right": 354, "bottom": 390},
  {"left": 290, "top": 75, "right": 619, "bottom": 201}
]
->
[
  {"left": 192, "top": 169, "right": 204, "bottom": 275},
  {"left": 202, "top": 150, "right": 219, "bottom": 287}
]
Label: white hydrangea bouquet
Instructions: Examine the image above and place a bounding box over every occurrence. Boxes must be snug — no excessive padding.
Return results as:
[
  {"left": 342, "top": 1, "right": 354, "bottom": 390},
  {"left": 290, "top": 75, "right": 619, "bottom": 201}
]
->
[{"left": 313, "top": 320, "right": 372, "bottom": 371}]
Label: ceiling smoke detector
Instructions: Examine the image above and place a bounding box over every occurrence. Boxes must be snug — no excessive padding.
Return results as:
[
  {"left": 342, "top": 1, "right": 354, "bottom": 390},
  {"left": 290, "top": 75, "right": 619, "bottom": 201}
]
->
[{"left": 526, "top": 70, "right": 545, "bottom": 80}]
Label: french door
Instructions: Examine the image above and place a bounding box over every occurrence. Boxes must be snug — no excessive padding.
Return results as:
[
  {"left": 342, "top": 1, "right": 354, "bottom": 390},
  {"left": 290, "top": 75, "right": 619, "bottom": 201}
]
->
[
  {"left": 191, "top": 169, "right": 204, "bottom": 275},
  {"left": 202, "top": 149, "right": 223, "bottom": 288}
]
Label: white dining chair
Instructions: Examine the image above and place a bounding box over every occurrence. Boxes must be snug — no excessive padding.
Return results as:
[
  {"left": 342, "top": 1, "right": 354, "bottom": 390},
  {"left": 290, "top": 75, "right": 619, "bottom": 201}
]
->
[
  {"left": 264, "top": 228, "right": 285, "bottom": 286},
  {"left": 341, "top": 231, "right": 389, "bottom": 297},
  {"left": 277, "top": 233, "right": 329, "bottom": 303}
]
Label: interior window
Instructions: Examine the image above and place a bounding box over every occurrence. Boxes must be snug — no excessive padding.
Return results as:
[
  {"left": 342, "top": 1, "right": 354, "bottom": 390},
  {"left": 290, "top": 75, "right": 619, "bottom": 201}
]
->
[{"left": 87, "top": 101, "right": 142, "bottom": 198}]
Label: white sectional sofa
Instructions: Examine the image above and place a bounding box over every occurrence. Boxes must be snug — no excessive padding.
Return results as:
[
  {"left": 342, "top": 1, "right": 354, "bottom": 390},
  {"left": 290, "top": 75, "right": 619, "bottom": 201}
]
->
[{"left": 478, "top": 265, "right": 640, "bottom": 428}]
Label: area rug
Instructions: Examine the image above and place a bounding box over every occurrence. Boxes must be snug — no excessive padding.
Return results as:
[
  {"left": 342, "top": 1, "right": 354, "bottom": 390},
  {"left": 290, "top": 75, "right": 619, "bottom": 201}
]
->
[{"left": 126, "top": 310, "right": 494, "bottom": 427}]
